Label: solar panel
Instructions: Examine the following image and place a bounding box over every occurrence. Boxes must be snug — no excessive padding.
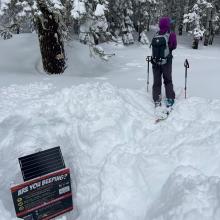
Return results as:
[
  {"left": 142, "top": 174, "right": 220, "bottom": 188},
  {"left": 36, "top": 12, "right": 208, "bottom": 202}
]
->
[{"left": 19, "top": 146, "right": 65, "bottom": 181}]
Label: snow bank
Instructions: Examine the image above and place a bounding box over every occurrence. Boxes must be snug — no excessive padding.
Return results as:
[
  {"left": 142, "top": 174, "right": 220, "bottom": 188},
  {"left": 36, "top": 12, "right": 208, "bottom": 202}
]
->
[
  {"left": 147, "top": 166, "right": 220, "bottom": 220},
  {"left": 0, "top": 200, "right": 17, "bottom": 220},
  {"left": 1, "top": 82, "right": 220, "bottom": 220}
]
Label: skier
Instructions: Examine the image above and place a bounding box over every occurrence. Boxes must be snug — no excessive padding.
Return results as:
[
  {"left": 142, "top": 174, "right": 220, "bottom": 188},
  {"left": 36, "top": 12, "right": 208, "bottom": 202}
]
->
[{"left": 151, "top": 17, "right": 177, "bottom": 108}]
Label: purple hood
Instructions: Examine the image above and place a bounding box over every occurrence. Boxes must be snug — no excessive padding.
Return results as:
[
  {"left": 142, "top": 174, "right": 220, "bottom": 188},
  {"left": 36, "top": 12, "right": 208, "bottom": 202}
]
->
[
  {"left": 158, "top": 17, "right": 177, "bottom": 50},
  {"left": 159, "top": 17, "right": 171, "bottom": 34}
]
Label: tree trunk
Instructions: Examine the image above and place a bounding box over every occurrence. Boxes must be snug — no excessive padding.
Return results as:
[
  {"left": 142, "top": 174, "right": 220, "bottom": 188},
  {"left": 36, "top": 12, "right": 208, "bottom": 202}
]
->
[
  {"left": 204, "top": 31, "right": 209, "bottom": 46},
  {"left": 192, "top": 38, "right": 199, "bottom": 49},
  {"left": 184, "top": 0, "right": 191, "bottom": 32},
  {"left": 178, "top": 23, "right": 183, "bottom": 35},
  {"left": 209, "top": 33, "right": 215, "bottom": 45},
  {"left": 36, "top": 0, "right": 66, "bottom": 74},
  {"left": 204, "top": 7, "right": 212, "bottom": 46}
]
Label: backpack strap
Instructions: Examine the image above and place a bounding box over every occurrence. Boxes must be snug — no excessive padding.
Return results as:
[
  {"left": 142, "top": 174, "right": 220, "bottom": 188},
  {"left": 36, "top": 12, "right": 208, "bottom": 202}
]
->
[
  {"left": 150, "top": 31, "right": 159, "bottom": 48},
  {"left": 164, "top": 32, "right": 170, "bottom": 44}
]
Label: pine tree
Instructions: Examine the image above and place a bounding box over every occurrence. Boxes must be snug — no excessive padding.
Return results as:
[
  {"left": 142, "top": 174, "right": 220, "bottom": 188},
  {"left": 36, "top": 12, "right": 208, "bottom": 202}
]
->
[
  {"left": 0, "top": 0, "right": 37, "bottom": 38},
  {"left": 0, "top": 0, "right": 23, "bottom": 34},
  {"left": 132, "top": 0, "right": 156, "bottom": 43},
  {"left": 203, "top": 1, "right": 220, "bottom": 45},
  {"left": 183, "top": 0, "right": 209, "bottom": 49},
  {"left": 72, "top": 0, "right": 109, "bottom": 44},
  {"left": 72, "top": 0, "right": 114, "bottom": 60},
  {"left": 203, "top": 2, "right": 213, "bottom": 46},
  {"left": 108, "top": 0, "right": 134, "bottom": 45}
]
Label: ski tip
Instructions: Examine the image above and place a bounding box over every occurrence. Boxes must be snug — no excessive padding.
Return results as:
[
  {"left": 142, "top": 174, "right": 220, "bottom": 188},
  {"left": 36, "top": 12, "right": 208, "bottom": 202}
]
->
[
  {"left": 155, "top": 115, "right": 169, "bottom": 123},
  {"left": 155, "top": 118, "right": 163, "bottom": 123}
]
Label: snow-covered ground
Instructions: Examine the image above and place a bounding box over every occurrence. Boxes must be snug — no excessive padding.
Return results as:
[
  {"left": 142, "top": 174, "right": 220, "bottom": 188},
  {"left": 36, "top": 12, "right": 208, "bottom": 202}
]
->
[{"left": 0, "top": 33, "right": 220, "bottom": 220}]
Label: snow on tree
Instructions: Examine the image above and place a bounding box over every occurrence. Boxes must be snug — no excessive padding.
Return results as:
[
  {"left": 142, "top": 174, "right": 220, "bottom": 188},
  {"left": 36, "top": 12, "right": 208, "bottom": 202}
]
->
[
  {"left": 72, "top": 0, "right": 109, "bottom": 44},
  {"left": 0, "top": 0, "right": 219, "bottom": 68},
  {"left": 159, "top": 0, "right": 189, "bottom": 34},
  {"left": 72, "top": 0, "right": 114, "bottom": 60},
  {"left": 140, "top": 30, "right": 149, "bottom": 44},
  {"left": 0, "top": 0, "right": 10, "bottom": 16},
  {"left": 0, "top": 0, "right": 23, "bottom": 34},
  {"left": 0, "top": 0, "right": 38, "bottom": 38},
  {"left": 108, "top": 0, "right": 134, "bottom": 45},
  {"left": 183, "top": 0, "right": 220, "bottom": 48},
  {"left": 0, "top": 0, "right": 10, "bottom": 38},
  {"left": 132, "top": 0, "right": 156, "bottom": 44},
  {"left": 50, "top": 0, "right": 73, "bottom": 40},
  {"left": 204, "top": 1, "right": 220, "bottom": 45},
  {"left": 183, "top": 0, "right": 210, "bottom": 49}
]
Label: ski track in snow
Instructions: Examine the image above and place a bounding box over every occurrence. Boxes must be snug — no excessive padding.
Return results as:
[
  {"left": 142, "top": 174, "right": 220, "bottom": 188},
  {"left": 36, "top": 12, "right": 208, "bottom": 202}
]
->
[{"left": 1, "top": 82, "right": 220, "bottom": 220}]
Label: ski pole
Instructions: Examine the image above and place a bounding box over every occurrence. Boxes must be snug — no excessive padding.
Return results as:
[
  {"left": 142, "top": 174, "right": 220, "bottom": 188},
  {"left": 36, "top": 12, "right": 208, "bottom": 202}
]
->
[
  {"left": 146, "top": 56, "right": 151, "bottom": 93},
  {"left": 184, "top": 59, "right": 189, "bottom": 99}
]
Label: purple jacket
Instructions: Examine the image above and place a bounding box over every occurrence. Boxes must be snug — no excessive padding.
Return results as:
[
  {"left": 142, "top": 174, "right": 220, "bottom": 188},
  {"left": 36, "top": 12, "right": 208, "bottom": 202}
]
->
[{"left": 159, "top": 17, "right": 177, "bottom": 50}]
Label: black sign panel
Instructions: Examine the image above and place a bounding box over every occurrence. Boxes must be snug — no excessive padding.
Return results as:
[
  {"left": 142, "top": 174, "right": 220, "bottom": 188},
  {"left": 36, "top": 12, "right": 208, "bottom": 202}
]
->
[
  {"left": 19, "top": 147, "right": 65, "bottom": 181},
  {"left": 11, "top": 168, "right": 73, "bottom": 220}
]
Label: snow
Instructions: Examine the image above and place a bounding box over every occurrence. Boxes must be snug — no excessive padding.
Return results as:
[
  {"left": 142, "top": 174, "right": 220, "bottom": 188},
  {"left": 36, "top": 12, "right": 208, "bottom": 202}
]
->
[
  {"left": 71, "top": 0, "right": 86, "bottom": 19},
  {"left": 0, "top": 0, "right": 10, "bottom": 15},
  {"left": 147, "top": 166, "right": 220, "bottom": 220},
  {"left": 94, "top": 4, "right": 106, "bottom": 17},
  {"left": 0, "top": 32, "right": 220, "bottom": 220},
  {"left": 140, "top": 31, "right": 150, "bottom": 45}
]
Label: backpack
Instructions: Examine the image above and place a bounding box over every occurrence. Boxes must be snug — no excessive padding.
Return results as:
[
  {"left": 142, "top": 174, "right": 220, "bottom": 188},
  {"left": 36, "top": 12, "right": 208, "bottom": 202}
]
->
[{"left": 151, "top": 33, "right": 170, "bottom": 65}]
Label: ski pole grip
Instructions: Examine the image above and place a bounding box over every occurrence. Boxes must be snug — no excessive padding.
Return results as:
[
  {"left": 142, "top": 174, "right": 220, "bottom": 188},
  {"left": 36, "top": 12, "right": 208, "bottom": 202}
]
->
[
  {"left": 146, "top": 56, "right": 151, "bottom": 62},
  {"left": 184, "top": 59, "right": 189, "bottom": 68}
]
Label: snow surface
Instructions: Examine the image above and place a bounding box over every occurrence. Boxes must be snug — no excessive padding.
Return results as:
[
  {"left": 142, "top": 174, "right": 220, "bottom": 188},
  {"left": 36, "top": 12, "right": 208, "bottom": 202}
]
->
[{"left": 0, "top": 33, "right": 220, "bottom": 220}]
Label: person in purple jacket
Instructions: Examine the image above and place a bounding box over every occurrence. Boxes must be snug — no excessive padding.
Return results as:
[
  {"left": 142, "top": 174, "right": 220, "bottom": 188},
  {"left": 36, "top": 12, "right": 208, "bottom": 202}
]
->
[{"left": 151, "top": 17, "right": 177, "bottom": 108}]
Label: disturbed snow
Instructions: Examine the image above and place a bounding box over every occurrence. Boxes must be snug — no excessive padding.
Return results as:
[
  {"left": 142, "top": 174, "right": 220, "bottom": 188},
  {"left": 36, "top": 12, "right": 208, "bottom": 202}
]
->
[{"left": 0, "top": 33, "right": 220, "bottom": 220}]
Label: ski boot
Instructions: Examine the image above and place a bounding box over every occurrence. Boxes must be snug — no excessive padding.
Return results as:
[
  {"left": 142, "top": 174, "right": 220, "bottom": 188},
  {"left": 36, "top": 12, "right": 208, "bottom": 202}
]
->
[{"left": 165, "top": 98, "right": 175, "bottom": 108}]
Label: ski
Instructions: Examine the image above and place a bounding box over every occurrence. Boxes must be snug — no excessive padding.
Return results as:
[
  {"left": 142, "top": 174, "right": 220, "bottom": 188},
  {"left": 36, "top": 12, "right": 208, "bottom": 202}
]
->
[
  {"left": 154, "top": 88, "right": 183, "bottom": 123},
  {"left": 155, "top": 108, "right": 172, "bottom": 123}
]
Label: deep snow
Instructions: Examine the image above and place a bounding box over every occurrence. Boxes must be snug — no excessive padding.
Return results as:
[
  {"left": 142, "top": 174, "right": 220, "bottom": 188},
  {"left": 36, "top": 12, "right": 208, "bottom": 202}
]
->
[{"left": 0, "top": 33, "right": 220, "bottom": 220}]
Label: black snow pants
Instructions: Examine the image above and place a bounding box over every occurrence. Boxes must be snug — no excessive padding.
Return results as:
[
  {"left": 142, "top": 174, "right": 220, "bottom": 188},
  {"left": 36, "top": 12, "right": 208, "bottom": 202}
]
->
[{"left": 152, "top": 59, "right": 175, "bottom": 102}]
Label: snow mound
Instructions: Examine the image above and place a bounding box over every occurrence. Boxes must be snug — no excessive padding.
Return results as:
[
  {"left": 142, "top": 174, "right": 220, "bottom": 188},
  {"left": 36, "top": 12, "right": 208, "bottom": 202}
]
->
[
  {"left": 0, "top": 82, "right": 220, "bottom": 220},
  {"left": 147, "top": 166, "right": 220, "bottom": 220},
  {"left": 0, "top": 200, "right": 17, "bottom": 220}
]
